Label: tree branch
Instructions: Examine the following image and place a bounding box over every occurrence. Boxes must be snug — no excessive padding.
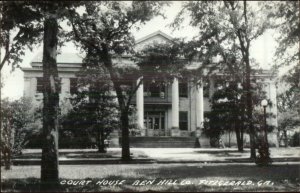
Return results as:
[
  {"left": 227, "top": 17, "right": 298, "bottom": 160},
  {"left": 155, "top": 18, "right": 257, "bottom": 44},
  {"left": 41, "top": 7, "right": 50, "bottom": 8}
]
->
[{"left": 125, "top": 77, "right": 143, "bottom": 112}]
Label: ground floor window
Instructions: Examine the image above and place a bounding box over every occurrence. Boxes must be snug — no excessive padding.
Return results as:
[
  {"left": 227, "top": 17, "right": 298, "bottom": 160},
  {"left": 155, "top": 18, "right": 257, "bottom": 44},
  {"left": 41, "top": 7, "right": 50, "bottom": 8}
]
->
[
  {"left": 70, "top": 78, "right": 78, "bottom": 95},
  {"left": 37, "top": 77, "right": 61, "bottom": 93},
  {"left": 144, "top": 111, "right": 165, "bottom": 130},
  {"left": 179, "top": 111, "right": 188, "bottom": 130}
]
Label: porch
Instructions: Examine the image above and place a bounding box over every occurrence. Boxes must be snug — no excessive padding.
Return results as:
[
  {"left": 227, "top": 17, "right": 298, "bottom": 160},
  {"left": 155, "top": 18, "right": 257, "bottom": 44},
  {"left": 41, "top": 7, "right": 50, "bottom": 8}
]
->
[{"left": 119, "top": 136, "right": 197, "bottom": 148}]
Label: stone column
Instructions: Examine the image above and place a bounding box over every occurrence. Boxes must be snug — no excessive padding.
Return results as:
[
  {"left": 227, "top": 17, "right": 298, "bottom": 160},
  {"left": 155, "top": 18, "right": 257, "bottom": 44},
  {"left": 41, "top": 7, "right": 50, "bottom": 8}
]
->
[
  {"left": 24, "top": 77, "right": 31, "bottom": 97},
  {"left": 172, "top": 77, "right": 179, "bottom": 129},
  {"left": 196, "top": 81, "right": 204, "bottom": 129},
  {"left": 136, "top": 77, "right": 145, "bottom": 135},
  {"left": 268, "top": 80, "right": 279, "bottom": 147},
  {"left": 60, "top": 78, "right": 72, "bottom": 114},
  {"left": 61, "top": 78, "right": 70, "bottom": 99}
]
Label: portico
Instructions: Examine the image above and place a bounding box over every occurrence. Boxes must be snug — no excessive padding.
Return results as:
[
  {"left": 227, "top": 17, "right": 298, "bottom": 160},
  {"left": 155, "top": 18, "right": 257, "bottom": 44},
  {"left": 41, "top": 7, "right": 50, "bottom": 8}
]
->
[{"left": 135, "top": 76, "right": 205, "bottom": 137}]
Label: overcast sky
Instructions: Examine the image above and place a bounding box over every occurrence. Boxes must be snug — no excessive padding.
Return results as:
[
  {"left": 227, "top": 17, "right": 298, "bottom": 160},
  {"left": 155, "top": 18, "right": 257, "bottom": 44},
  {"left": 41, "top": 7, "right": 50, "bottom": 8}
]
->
[{"left": 1, "top": 1, "right": 278, "bottom": 100}]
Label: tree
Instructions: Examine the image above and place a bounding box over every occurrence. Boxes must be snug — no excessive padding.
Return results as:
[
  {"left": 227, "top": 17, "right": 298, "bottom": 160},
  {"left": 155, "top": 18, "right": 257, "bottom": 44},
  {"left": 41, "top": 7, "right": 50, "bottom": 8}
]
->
[
  {"left": 68, "top": 1, "right": 166, "bottom": 160},
  {"left": 277, "top": 69, "right": 300, "bottom": 147},
  {"left": 205, "top": 77, "right": 245, "bottom": 151},
  {"left": 135, "top": 42, "right": 187, "bottom": 82},
  {"left": 61, "top": 64, "right": 119, "bottom": 152},
  {"left": 1, "top": 98, "right": 13, "bottom": 170},
  {"left": 266, "top": 0, "right": 299, "bottom": 68},
  {"left": 173, "top": 1, "right": 269, "bottom": 159},
  {"left": 0, "top": 2, "right": 43, "bottom": 70},
  {"left": 1, "top": 1, "right": 82, "bottom": 189},
  {"left": 0, "top": 3, "right": 42, "bottom": 167},
  {"left": 267, "top": 1, "right": 300, "bottom": 147},
  {"left": 0, "top": 97, "right": 41, "bottom": 169}
]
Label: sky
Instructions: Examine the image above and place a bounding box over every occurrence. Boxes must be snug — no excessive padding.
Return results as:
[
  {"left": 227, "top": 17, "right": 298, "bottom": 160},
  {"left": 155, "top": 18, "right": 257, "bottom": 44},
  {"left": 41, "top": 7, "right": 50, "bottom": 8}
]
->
[{"left": 1, "top": 1, "right": 278, "bottom": 100}]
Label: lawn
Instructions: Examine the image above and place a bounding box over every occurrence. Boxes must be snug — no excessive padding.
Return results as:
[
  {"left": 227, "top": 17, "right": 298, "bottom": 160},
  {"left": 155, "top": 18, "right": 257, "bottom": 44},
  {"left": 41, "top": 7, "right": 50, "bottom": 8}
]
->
[{"left": 2, "top": 163, "right": 300, "bottom": 192}]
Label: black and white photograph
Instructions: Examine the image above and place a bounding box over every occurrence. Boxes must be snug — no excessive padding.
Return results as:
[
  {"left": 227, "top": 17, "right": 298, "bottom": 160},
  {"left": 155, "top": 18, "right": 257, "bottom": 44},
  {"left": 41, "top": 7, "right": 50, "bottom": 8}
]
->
[{"left": 0, "top": 1, "right": 299, "bottom": 192}]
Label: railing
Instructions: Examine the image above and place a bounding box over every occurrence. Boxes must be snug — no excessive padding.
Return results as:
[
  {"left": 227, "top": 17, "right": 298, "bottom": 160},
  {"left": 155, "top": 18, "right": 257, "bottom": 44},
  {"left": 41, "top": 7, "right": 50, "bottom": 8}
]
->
[
  {"left": 129, "top": 129, "right": 193, "bottom": 137},
  {"left": 131, "top": 95, "right": 172, "bottom": 104}
]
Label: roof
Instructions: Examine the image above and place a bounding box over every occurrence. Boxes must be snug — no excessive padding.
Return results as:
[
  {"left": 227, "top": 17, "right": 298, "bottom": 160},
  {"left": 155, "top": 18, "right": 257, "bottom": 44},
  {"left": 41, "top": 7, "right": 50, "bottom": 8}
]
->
[
  {"left": 31, "top": 52, "right": 84, "bottom": 64},
  {"left": 135, "top": 30, "right": 173, "bottom": 44},
  {"left": 30, "top": 31, "right": 174, "bottom": 65}
]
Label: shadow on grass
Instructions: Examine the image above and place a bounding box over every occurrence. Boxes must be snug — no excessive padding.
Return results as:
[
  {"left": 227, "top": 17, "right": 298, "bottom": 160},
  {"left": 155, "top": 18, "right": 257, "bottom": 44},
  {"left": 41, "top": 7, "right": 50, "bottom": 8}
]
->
[
  {"left": 13, "top": 150, "right": 149, "bottom": 160},
  {"left": 193, "top": 149, "right": 250, "bottom": 154},
  {"left": 1, "top": 178, "right": 40, "bottom": 192},
  {"left": 2, "top": 164, "right": 299, "bottom": 192}
]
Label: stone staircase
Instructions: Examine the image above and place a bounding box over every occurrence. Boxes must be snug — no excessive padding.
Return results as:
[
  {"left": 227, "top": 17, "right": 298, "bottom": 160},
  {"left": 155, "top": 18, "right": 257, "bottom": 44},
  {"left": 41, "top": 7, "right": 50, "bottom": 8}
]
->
[{"left": 119, "top": 136, "right": 197, "bottom": 148}]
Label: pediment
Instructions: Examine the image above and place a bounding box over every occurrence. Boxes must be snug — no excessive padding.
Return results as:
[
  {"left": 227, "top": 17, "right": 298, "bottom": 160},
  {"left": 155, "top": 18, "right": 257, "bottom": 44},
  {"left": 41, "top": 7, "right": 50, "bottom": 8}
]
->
[{"left": 134, "top": 30, "right": 173, "bottom": 51}]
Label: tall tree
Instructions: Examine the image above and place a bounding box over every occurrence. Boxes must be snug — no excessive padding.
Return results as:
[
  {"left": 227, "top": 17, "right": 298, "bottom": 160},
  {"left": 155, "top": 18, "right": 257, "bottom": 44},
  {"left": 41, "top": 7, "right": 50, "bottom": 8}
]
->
[
  {"left": 0, "top": 2, "right": 42, "bottom": 160},
  {"left": 68, "top": 1, "right": 165, "bottom": 160},
  {"left": 266, "top": 1, "right": 300, "bottom": 147},
  {"left": 206, "top": 77, "right": 245, "bottom": 151},
  {"left": 173, "top": 1, "right": 269, "bottom": 158},
  {"left": 1, "top": 1, "right": 81, "bottom": 189},
  {"left": 61, "top": 64, "right": 119, "bottom": 152},
  {"left": 40, "top": 3, "right": 60, "bottom": 189},
  {"left": 0, "top": 2, "right": 43, "bottom": 70}
]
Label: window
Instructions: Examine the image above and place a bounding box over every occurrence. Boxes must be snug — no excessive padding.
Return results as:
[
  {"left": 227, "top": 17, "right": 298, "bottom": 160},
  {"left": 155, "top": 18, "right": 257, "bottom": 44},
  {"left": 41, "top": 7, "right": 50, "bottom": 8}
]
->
[
  {"left": 149, "top": 82, "right": 160, "bottom": 97},
  {"left": 203, "top": 80, "right": 209, "bottom": 98},
  {"left": 36, "top": 77, "right": 44, "bottom": 93},
  {"left": 70, "top": 78, "right": 78, "bottom": 95},
  {"left": 144, "top": 112, "right": 165, "bottom": 130},
  {"left": 179, "top": 82, "right": 188, "bottom": 97},
  {"left": 144, "top": 81, "right": 165, "bottom": 98},
  {"left": 179, "top": 111, "right": 188, "bottom": 130},
  {"left": 36, "top": 77, "right": 61, "bottom": 93}
]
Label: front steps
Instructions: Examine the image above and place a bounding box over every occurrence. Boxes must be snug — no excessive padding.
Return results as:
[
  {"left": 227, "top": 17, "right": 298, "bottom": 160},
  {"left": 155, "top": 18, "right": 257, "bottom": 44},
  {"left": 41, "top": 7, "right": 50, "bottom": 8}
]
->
[{"left": 119, "top": 137, "right": 197, "bottom": 148}]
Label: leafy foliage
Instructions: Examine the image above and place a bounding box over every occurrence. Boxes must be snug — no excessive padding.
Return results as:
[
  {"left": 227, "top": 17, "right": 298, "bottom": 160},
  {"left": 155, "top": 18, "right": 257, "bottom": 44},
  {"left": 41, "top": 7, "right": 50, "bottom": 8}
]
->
[
  {"left": 173, "top": 1, "right": 271, "bottom": 158},
  {"left": 134, "top": 41, "right": 187, "bottom": 83},
  {"left": 1, "top": 97, "right": 41, "bottom": 155},
  {"left": 67, "top": 1, "right": 166, "bottom": 160},
  {"left": 61, "top": 65, "right": 119, "bottom": 150},
  {"left": 270, "top": 1, "right": 300, "bottom": 145},
  {"left": 0, "top": 2, "right": 43, "bottom": 70},
  {"left": 265, "top": 1, "right": 299, "bottom": 67}
]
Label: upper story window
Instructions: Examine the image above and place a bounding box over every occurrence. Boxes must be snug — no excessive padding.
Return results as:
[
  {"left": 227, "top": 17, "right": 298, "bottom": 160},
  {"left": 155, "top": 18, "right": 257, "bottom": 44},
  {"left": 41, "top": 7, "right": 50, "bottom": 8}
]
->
[
  {"left": 203, "top": 79, "right": 209, "bottom": 98},
  {"left": 36, "top": 77, "right": 61, "bottom": 93},
  {"left": 144, "top": 81, "right": 165, "bottom": 98},
  {"left": 70, "top": 78, "right": 78, "bottom": 95},
  {"left": 179, "top": 82, "right": 188, "bottom": 97}
]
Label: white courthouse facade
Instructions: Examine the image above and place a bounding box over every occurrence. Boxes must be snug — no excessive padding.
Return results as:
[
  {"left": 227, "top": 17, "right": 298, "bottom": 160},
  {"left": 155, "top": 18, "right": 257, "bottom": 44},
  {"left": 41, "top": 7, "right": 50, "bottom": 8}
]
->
[{"left": 22, "top": 31, "right": 279, "bottom": 147}]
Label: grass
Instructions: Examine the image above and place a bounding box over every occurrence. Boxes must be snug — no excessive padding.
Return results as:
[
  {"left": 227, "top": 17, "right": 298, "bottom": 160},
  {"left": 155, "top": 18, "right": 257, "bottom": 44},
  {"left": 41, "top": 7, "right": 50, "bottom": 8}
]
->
[
  {"left": 12, "top": 149, "right": 148, "bottom": 160},
  {"left": 2, "top": 163, "right": 300, "bottom": 192}
]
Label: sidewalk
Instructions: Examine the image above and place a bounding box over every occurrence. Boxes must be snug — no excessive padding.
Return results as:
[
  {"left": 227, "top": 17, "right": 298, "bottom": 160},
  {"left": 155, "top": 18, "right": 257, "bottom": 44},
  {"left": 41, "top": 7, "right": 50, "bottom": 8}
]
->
[
  {"left": 10, "top": 147, "right": 300, "bottom": 165},
  {"left": 133, "top": 147, "right": 300, "bottom": 163}
]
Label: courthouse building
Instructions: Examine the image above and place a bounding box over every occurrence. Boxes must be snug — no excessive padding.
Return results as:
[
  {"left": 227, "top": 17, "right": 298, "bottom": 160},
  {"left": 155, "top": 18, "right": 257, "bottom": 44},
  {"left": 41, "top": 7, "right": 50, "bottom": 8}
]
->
[{"left": 22, "top": 31, "right": 279, "bottom": 147}]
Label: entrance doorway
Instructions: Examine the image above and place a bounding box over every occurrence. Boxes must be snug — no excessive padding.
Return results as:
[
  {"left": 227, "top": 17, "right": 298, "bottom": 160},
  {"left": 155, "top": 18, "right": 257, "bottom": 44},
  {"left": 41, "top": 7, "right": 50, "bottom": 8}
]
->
[{"left": 144, "top": 111, "right": 165, "bottom": 136}]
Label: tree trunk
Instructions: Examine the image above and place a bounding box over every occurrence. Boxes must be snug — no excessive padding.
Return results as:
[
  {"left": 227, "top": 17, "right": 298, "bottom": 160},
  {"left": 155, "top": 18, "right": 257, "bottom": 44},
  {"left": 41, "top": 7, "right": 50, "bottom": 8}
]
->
[
  {"left": 40, "top": 13, "right": 60, "bottom": 191},
  {"left": 245, "top": 56, "right": 256, "bottom": 159},
  {"left": 240, "top": 0, "right": 255, "bottom": 159},
  {"left": 284, "top": 130, "right": 288, "bottom": 147},
  {"left": 235, "top": 121, "right": 244, "bottom": 152},
  {"left": 99, "top": 44, "right": 131, "bottom": 161},
  {"left": 121, "top": 110, "right": 131, "bottom": 160},
  {"left": 98, "top": 126, "right": 106, "bottom": 153}
]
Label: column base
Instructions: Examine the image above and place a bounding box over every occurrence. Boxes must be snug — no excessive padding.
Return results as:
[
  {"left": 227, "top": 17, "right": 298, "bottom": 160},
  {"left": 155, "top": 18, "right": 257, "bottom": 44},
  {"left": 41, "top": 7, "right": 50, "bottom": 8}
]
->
[
  {"left": 171, "top": 127, "right": 180, "bottom": 137},
  {"left": 140, "top": 129, "right": 146, "bottom": 136},
  {"left": 195, "top": 127, "right": 202, "bottom": 137},
  {"left": 109, "top": 129, "right": 120, "bottom": 147}
]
